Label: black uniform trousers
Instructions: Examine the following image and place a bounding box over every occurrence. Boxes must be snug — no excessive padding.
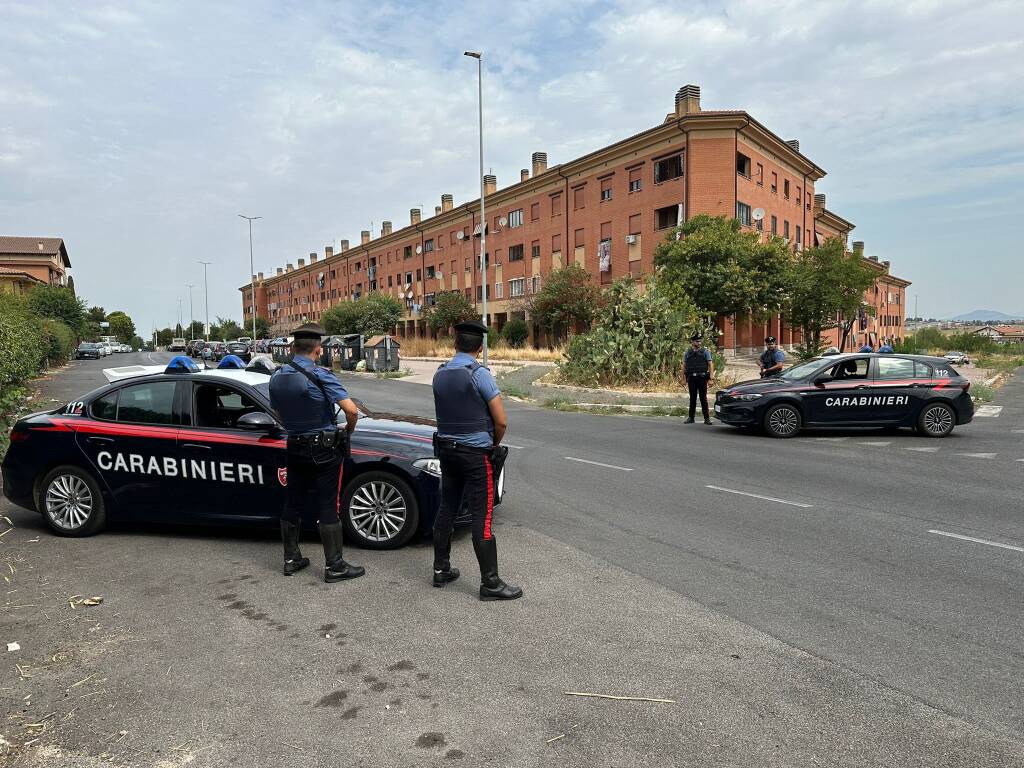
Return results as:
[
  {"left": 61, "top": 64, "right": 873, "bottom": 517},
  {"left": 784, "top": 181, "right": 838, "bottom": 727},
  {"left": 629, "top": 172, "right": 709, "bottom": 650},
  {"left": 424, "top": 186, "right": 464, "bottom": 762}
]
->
[
  {"left": 282, "top": 441, "right": 344, "bottom": 526},
  {"left": 433, "top": 445, "right": 495, "bottom": 545},
  {"left": 686, "top": 373, "right": 710, "bottom": 419}
]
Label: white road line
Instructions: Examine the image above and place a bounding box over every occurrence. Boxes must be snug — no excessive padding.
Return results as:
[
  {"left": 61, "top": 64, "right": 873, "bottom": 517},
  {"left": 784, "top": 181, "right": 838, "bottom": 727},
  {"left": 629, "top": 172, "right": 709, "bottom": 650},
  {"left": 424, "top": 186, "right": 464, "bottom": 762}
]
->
[
  {"left": 1012, "top": 429, "right": 1024, "bottom": 434},
  {"left": 705, "top": 485, "right": 812, "bottom": 508},
  {"left": 1016, "top": 459, "right": 1024, "bottom": 463},
  {"left": 955, "top": 452, "right": 998, "bottom": 459},
  {"left": 564, "top": 456, "right": 634, "bottom": 472},
  {"left": 903, "top": 446, "right": 939, "bottom": 453},
  {"left": 857, "top": 441, "right": 891, "bottom": 447},
  {"left": 503, "top": 444, "right": 524, "bottom": 450},
  {"left": 809, "top": 437, "right": 848, "bottom": 442},
  {"left": 928, "top": 529, "right": 1024, "bottom": 554},
  {"left": 974, "top": 405, "right": 1003, "bottom": 417}
]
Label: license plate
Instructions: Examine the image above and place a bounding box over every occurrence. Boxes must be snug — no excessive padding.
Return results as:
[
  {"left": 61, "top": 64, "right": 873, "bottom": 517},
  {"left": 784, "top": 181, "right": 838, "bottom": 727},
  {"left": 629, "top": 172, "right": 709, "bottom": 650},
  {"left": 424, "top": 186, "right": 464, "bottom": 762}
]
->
[{"left": 714, "top": 404, "right": 721, "bottom": 413}]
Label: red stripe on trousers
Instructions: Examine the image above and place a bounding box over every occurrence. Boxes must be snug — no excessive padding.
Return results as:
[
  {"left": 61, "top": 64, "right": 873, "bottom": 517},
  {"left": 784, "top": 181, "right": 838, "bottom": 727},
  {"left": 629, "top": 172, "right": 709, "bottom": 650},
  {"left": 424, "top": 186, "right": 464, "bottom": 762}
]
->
[{"left": 483, "top": 455, "right": 494, "bottom": 541}]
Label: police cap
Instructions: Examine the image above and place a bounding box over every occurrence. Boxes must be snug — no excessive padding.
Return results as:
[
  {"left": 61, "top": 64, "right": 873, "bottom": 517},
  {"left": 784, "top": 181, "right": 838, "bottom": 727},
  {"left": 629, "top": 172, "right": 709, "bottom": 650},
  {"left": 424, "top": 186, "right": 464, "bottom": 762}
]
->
[
  {"left": 293, "top": 322, "right": 326, "bottom": 340},
  {"left": 454, "top": 319, "right": 489, "bottom": 336},
  {"left": 765, "top": 336, "right": 777, "bottom": 344},
  {"left": 690, "top": 333, "right": 702, "bottom": 342}
]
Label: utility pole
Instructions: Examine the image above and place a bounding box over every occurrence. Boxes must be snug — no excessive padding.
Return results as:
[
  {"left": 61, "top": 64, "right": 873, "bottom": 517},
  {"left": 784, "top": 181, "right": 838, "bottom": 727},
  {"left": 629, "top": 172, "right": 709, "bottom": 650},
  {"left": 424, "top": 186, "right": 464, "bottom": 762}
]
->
[
  {"left": 176, "top": 298, "right": 183, "bottom": 336},
  {"left": 198, "top": 261, "right": 212, "bottom": 341},
  {"left": 238, "top": 215, "right": 262, "bottom": 341},
  {"left": 186, "top": 283, "right": 196, "bottom": 339}
]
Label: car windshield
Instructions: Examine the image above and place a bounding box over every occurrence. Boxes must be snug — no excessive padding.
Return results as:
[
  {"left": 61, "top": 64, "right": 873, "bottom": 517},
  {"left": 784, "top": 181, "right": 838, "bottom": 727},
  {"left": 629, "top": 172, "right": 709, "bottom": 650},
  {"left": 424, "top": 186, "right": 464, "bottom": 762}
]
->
[
  {"left": 79, "top": 343, "right": 96, "bottom": 348},
  {"left": 776, "top": 358, "right": 829, "bottom": 380}
]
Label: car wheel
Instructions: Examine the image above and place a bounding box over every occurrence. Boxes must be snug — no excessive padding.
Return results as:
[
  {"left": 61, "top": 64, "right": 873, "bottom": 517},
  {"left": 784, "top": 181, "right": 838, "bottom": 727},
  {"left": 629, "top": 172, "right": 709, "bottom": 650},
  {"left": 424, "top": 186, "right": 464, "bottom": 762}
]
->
[
  {"left": 37, "top": 466, "right": 107, "bottom": 537},
  {"left": 340, "top": 470, "right": 420, "bottom": 550},
  {"left": 763, "top": 403, "right": 802, "bottom": 438},
  {"left": 918, "top": 402, "right": 955, "bottom": 438}
]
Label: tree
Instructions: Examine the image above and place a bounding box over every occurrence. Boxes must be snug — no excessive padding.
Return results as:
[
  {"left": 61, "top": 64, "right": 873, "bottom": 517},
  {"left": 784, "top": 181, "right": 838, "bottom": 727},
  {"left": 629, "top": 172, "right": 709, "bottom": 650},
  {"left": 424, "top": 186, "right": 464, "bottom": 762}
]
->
[
  {"left": 27, "top": 285, "right": 86, "bottom": 336},
  {"left": 358, "top": 294, "right": 403, "bottom": 336},
  {"left": 186, "top": 320, "right": 205, "bottom": 340},
  {"left": 254, "top": 316, "right": 271, "bottom": 339},
  {"left": 216, "top": 316, "right": 245, "bottom": 340},
  {"left": 157, "top": 328, "right": 174, "bottom": 346},
  {"left": 86, "top": 306, "right": 106, "bottom": 323},
  {"left": 527, "top": 264, "right": 603, "bottom": 343},
  {"left": 654, "top": 215, "right": 792, "bottom": 321},
  {"left": 423, "top": 291, "right": 476, "bottom": 335},
  {"left": 322, "top": 302, "right": 365, "bottom": 336},
  {"left": 106, "top": 311, "right": 137, "bottom": 344},
  {"left": 501, "top": 317, "right": 529, "bottom": 348},
  {"left": 785, "top": 237, "right": 877, "bottom": 352}
]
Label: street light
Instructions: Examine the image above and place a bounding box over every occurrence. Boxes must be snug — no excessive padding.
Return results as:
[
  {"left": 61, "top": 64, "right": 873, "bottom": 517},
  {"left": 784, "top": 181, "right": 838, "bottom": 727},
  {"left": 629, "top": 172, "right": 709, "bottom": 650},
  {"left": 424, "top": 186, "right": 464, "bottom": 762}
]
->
[
  {"left": 198, "top": 261, "right": 212, "bottom": 341},
  {"left": 464, "top": 50, "right": 488, "bottom": 365},
  {"left": 186, "top": 283, "right": 196, "bottom": 340},
  {"left": 238, "top": 214, "right": 262, "bottom": 341}
]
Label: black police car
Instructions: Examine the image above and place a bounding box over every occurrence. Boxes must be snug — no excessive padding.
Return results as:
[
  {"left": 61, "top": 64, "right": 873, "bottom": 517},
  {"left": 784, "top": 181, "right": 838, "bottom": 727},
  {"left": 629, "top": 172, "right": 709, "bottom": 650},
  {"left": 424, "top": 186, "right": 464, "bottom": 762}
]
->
[
  {"left": 1, "top": 358, "right": 500, "bottom": 548},
  {"left": 714, "top": 353, "right": 974, "bottom": 438}
]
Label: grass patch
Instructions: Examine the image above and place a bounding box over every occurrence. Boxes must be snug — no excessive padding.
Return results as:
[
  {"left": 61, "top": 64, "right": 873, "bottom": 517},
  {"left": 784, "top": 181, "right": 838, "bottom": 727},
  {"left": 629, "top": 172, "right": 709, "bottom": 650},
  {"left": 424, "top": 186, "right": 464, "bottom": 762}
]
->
[
  {"left": 971, "top": 383, "right": 995, "bottom": 403},
  {"left": 374, "top": 368, "right": 411, "bottom": 379},
  {"left": 973, "top": 354, "right": 1024, "bottom": 376},
  {"left": 398, "top": 336, "right": 564, "bottom": 362},
  {"left": 501, "top": 384, "right": 531, "bottom": 400}
]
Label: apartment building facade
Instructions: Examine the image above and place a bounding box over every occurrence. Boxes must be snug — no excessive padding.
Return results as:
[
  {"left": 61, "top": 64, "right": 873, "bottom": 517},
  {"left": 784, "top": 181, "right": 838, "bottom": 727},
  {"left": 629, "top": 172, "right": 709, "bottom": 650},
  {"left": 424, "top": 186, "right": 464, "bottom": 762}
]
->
[
  {"left": 0, "top": 237, "right": 71, "bottom": 291},
  {"left": 241, "top": 85, "right": 908, "bottom": 352}
]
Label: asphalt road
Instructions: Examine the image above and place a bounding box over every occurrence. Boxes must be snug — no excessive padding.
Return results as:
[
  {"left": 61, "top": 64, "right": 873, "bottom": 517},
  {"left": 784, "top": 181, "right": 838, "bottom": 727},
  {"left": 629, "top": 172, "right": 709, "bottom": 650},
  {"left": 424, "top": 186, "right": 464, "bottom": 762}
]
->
[{"left": 2, "top": 352, "right": 1022, "bottom": 767}]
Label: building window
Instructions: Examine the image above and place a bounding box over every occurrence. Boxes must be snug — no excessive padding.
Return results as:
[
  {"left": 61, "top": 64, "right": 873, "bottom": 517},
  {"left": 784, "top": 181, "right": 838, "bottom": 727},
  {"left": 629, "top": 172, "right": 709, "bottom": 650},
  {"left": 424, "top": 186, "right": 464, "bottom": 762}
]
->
[
  {"left": 531, "top": 241, "right": 540, "bottom": 259},
  {"left": 783, "top": 220, "right": 790, "bottom": 239},
  {"left": 552, "top": 233, "right": 561, "bottom": 252},
  {"left": 508, "top": 209, "right": 523, "bottom": 228},
  {"left": 403, "top": 245, "right": 412, "bottom": 259},
  {"left": 756, "top": 217, "right": 763, "bottom": 232},
  {"left": 654, "top": 154, "right": 683, "bottom": 183},
  {"left": 783, "top": 179, "right": 790, "bottom": 199},
  {"left": 494, "top": 281, "right": 503, "bottom": 299},
  {"left": 426, "top": 265, "right": 435, "bottom": 279},
  {"left": 450, "top": 231, "right": 458, "bottom": 245},
  {"left": 530, "top": 202, "right": 540, "bottom": 221},
  {"left": 736, "top": 202, "right": 752, "bottom": 226},
  {"left": 573, "top": 186, "right": 585, "bottom": 210},
  {"left": 628, "top": 166, "right": 642, "bottom": 192},
  {"left": 771, "top": 215, "right": 778, "bottom": 235},
  {"left": 756, "top": 163, "right": 763, "bottom": 186},
  {"left": 508, "top": 244, "right": 524, "bottom": 262},
  {"left": 415, "top": 269, "right": 422, "bottom": 281},
  {"left": 330, "top": 270, "right": 336, "bottom": 279},
  {"left": 574, "top": 228, "right": 585, "bottom": 248},
  {"left": 628, "top": 213, "right": 641, "bottom": 234},
  {"left": 424, "top": 239, "right": 434, "bottom": 253},
  {"left": 655, "top": 205, "right": 678, "bottom": 230},
  {"left": 796, "top": 187, "right": 801, "bottom": 206},
  {"left": 493, "top": 215, "right": 502, "bottom": 232},
  {"left": 405, "top": 272, "right": 413, "bottom": 285},
  {"left": 531, "top": 275, "right": 542, "bottom": 294},
  {"left": 509, "top": 278, "right": 525, "bottom": 298},
  {"left": 771, "top": 172, "right": 778, "bottom": 194},
  {"left": 387, "top": 275, "right": 393, "bottom": 287},
  {"left": 551, "top": 193, "right": 562, "bottom": 217},
  {"left": 795, "top": 225, "right": 802, "bottom": 247},
  {"left": 600, "top": 177, "right": 612, "bottom": 201},
  {"left": 736, "top": 152, "right": 751, "bottom": 178}
]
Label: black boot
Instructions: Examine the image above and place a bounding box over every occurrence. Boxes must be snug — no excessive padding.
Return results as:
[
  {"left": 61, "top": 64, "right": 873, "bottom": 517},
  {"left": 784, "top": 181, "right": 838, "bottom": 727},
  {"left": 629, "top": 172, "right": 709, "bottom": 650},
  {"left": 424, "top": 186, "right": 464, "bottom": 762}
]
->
[
  {"left": 319, "top": 522, "right": 365, "bottom": 582},
  {"left": 280, "top": 520, "right": 310, "bottom": 576},
  {"left": 473, "top": 538, "right": 522, "bottom": 601},
  {"left": 684, "top": 416, "right": 695, "bottom": 424},
  {"left": 432, "top": 529, "right": 460, "bottom": 587}
]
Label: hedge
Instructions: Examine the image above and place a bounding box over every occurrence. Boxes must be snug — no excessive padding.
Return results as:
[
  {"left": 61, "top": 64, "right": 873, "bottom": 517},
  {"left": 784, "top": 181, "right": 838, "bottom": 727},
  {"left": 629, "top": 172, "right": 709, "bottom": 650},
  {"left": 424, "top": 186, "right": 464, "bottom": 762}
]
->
[{"left": 0, "top": 292, "right": 46, "bottom": 389}]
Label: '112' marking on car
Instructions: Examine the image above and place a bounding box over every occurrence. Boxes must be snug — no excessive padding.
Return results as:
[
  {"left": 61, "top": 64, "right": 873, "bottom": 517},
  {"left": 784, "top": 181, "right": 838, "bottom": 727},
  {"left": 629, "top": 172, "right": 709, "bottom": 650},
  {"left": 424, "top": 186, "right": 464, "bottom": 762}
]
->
[{"left": 96, "top": 451, "right": 267, "bottom": 484}]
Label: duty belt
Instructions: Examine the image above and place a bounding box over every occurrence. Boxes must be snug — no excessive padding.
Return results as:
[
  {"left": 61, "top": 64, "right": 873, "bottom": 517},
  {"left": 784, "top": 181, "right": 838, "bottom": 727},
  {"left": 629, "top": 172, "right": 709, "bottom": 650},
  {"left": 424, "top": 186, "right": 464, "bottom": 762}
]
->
[
  {"left": 434, "top": 435, "right": 490, "bottom": 454},
  {"left": 288, "top": 430, "right": 339, "bottom": 448}
]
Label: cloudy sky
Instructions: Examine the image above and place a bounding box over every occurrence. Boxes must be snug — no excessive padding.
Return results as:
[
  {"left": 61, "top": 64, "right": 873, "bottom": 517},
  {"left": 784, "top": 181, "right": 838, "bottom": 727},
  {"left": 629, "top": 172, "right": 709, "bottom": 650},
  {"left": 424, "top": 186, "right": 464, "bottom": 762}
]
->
[{"left": 2, "top": 0, "right": 1022, "bottom": 331}]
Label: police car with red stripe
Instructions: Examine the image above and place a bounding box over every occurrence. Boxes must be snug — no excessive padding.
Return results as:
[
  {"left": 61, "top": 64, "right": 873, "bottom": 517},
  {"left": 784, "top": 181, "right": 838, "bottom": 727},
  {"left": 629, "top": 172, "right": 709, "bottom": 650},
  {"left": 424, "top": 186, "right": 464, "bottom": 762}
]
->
[
  {"left": 2, "top": 356, "right": 501, "bottom": 547},
  {"left": 714, "top": 353, "right": 974, "bottom": 438}
]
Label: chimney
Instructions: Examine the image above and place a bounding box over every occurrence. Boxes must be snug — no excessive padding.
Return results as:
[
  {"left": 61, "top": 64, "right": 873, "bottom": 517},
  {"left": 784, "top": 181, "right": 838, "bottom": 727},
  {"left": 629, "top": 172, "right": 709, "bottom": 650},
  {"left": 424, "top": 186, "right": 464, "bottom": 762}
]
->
[
  {"left": 435, "top": 205, "right": 442, "bottom": 216},
  {"left": 325, "top": 245, "right": 334, "bottom": 258},
  {"left": 881, "top": 260, "right": 890, "bottom": 269},
  {"left": 441, "top": 193, "right": 454, "bottom": 212},
  {"left": 410, "top": 208, "right": 422, "bottom": 225},
  {"left": 339, "top": 240, "right": 350, "bottom": 252},
  {"left": 868, "top": 255, "right": 879, "bottom": 262},
  {"left": 675, "top": 84, "right": 701, "bottom": 116},
  {"left": 531, "top": 152, "right": 547, "bottom": 176},
  {"left": 484, "top": 174, "right": 497, "bottom": 195},
  {"left": 297, "top": 258, "right": 305, "bottom": 268},
  {"left": 382, "top": 220, "right": 393, "bottom": 236},
  {"left": 852, "top": 240, "right": 865, "bottom": 254},
  {"left": 257, "top": 272, "right": 264, "bottom": 281},
  {"left": 785, "top": 139, "right": 801, "bottom": 153},
  {"left": 520, "top": 168, "right": 529, "bottom": 182},
  {"left": 286, "top": 263, "right": 294, "bottom": 272},
  {"left": 276, "top": 267, "right": 283, "bottom": 275},
  {"left": 814, "top": 193, "right": 826, "bottom": 208},
  {"left": 360, "top": 230, "right": 370, "bottom": 245},
  {"left": 309, "top": 251, "right": 318, "bottom": 264},
  {"left": 251, "top": 274, "right": 257, "bottom": 283}
]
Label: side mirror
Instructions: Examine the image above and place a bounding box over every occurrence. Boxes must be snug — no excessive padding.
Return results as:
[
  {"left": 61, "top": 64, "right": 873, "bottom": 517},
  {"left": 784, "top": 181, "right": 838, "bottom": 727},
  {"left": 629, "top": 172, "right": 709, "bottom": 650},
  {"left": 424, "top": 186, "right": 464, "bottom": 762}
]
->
[
  {"left": 813, "top": 375, "right": 833, "bottom": 386},
  {"left": 237, "top": 411, "right": 277, "bottom": 432}
]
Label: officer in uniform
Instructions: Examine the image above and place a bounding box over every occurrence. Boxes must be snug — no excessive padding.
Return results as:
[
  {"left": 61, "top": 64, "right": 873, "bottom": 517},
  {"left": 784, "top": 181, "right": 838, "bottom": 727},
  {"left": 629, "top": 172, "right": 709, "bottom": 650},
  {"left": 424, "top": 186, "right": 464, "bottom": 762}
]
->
[
  {"left": 758, "top": 336, "right": 786, "bottom": 378},
  {"left": 269, "top": 323, "right": 364, "bottom": 583},
  {"left": 431, "top": 320, "right": 522, "bottom": 601},
  {"left": 683, "top": 333, "right": 714, "bottom": 424}
]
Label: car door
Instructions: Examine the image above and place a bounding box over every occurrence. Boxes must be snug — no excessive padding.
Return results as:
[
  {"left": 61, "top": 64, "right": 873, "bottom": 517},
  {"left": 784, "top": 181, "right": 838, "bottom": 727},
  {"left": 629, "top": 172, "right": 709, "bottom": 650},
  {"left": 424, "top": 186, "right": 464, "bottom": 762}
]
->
[
  {"left": 801, "top": 357, "right": 872, "bottom": 424},
  {"left": 178, "top": 379, "right": 286, "bottom": 523},
  {"left": 77, "top": 379, "right": 182, "bottom": 519},
  {"left": 871, "top": 356, "right": 923, "bottom": 424}
]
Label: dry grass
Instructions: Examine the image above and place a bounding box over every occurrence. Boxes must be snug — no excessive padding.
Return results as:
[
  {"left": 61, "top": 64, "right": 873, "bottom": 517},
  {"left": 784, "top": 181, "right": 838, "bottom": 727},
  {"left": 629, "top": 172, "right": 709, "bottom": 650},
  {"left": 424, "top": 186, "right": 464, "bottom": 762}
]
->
[{"left": 398, "top": 336, "right": 564, "bottom": 362}]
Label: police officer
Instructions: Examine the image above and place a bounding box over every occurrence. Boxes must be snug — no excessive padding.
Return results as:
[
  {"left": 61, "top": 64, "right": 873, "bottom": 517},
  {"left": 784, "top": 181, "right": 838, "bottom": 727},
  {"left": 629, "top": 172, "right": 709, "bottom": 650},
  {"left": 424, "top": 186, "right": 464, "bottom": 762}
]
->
[
  {"left": 758, "top": 336, "right": 785, "bottom": 378},
  {"left": 269, "top": 323, "right": 364, "bottom": 583},
  {"left": 431, "top": 320, "right": 522, "bottom": 601},
  {"left": 683, "top": 333, "right": 715, "bottom": 424}
]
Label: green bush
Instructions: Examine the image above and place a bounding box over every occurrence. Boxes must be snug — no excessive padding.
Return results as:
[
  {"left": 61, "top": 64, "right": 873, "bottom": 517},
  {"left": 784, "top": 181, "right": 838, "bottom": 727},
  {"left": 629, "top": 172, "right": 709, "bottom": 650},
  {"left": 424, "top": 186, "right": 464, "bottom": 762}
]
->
[
  {"left": 945, "top": 332, "right": 997, "bottom": 355},
  {"left": 0, "top": 292, "right": 45, "bottom": 388},
  {"left": 39, "top": 318, "right": 76, "bottom": 365},
  {"left": 501, "top": 318, "right": 529, "bottom": 348}
]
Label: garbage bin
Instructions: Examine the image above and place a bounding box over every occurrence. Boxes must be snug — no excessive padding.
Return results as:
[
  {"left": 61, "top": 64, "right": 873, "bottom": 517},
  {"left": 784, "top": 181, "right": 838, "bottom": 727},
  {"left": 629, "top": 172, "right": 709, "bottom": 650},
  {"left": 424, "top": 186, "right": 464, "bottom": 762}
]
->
[
  {"left": 338, "top": 334, "right": 364, "bottom": 371},
  {"left": 363, "top": 335, "right": 401, "bottom": 372}
]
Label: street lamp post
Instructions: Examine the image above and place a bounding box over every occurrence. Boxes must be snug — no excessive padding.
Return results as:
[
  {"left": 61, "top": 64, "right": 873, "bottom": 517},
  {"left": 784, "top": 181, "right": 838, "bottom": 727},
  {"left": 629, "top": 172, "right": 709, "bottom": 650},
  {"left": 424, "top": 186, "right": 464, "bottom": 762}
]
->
[
  {"left": 238, "top": 214, "right": 262, "bottom": 341},
  {"left": 176, "top": 298, "right": 183, "bottom": 336},
  {"left": 198, "top": 261, "right": 211, "bottom": 341},
  {"left": 464, "top": 50, "right": 488, "bottom": 365},
  {"left": 186, "top": 283, "right": 196, "bottom": 340}
]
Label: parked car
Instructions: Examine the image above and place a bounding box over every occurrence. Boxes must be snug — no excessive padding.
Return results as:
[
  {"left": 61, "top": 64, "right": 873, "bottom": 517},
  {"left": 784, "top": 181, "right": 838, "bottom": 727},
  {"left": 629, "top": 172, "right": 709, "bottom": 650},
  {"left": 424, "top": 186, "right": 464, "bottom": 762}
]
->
[
  {"left": 74, "top": 343, "right": 102, "bottom": 360},
  {"left": 943, "top": 351, "right": 970, "bottom": 365},
  {"left": 223, "top": 341, "right": 252, "bottom": 363}
]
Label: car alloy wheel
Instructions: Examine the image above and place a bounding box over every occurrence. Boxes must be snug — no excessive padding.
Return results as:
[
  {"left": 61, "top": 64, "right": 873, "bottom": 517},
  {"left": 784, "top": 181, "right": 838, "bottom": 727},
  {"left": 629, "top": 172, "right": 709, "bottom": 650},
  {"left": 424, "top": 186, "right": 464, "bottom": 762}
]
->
[
  {"left": 920, "top": 403, "right": 954, "bottom": 437},
  {"left": 342, "top": 471, "right": 419, "bottom": 549},
  {"left": 765, "top": 404, "right": 801, "bottom": 438},
  {"left": 39, "top": 466, "right": 106, "bottom": 536}
]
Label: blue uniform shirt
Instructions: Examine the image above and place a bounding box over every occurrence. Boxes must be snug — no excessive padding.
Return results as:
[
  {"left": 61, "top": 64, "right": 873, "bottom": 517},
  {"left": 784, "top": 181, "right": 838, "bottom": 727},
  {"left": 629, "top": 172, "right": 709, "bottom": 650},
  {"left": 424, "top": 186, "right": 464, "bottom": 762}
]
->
[
  {"left": 761, "top": 348, "right": 785, "bottom": 368},
  {"left": 269, "top": 355, "right": 349, "bottom": 436},
  {"left": 436, "top": 352, "right": 500, "bottom": 448}
]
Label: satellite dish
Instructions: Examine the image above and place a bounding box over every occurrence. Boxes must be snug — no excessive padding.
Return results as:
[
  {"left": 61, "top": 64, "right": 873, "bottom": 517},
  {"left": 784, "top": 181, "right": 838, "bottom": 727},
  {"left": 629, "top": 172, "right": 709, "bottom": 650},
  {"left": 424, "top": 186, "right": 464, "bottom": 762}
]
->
[
  {"left": 415, "top": 245, "right": 423, "bottom": 254},
  {"left": 456, "top": 231, "right": 465, "bottom": 240},
  {"left": 498, "top": 216, "right": 507, "bottom": 227},
  {"left": 752, "top": 208, "right": 766, "bottom": 221}
]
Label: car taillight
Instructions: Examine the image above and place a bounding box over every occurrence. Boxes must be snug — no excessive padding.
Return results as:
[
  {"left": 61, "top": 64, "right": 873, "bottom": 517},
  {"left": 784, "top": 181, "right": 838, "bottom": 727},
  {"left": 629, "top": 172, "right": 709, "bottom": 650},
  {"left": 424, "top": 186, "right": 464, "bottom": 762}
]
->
[
  {"left": 961, "top": 380, "right": 970, "bottom": 391},
  {"left": 9, "top": 429, "right": 29, "bottom": 443}
]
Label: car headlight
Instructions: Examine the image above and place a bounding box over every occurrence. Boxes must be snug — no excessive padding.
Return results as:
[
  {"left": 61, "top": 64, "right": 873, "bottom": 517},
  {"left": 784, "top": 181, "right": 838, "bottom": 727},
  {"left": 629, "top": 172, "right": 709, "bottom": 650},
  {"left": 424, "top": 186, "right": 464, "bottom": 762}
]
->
[
  {"left": 734, "top": 393, "right": 764, "bottom": 401},
  {"left": 413, "top": 458, "right": 442, "bottom": 477}
]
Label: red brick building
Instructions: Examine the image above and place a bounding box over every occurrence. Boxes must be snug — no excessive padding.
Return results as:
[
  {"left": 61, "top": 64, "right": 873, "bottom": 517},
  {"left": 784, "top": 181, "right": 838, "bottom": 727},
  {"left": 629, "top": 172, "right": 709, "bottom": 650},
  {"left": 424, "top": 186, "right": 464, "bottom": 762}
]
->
[{"left": 241, "top": 85, "right": 908, "bottom": 351}]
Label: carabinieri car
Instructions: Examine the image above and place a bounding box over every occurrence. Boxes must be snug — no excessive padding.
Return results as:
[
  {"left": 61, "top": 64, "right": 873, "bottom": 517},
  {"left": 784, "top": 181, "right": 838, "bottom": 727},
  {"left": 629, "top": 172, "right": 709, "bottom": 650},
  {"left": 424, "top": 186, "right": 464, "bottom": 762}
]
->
[
  {"left": 714, "top": 352, "right": 974, "bottom": 438},
  {"left": 2, "top": 357, "right": 500, "bottom": 547}
]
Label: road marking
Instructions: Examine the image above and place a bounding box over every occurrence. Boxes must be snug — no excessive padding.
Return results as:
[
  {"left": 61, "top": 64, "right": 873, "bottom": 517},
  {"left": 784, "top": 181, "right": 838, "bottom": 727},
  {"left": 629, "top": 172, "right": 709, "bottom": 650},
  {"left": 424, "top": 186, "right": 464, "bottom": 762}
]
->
[
  {"left": 809, "top": 437, "right": 848, "bottom": 442},
  {"left": 564, "top": 456, "right": 634, "bottom": 472},
  {"left": 928, "top": 529, "right": 1023, "bottom": 554},
  {"left": 955, "top": 452, "right": 997, "bottom": 459},
  {"left": 705, "top": 485, "right": 812, "bottom": 508},
  {"left": 903, "top": 446, "right": 939, "bottom": 453},
  {"left": 857, "top": 441, "right": 891, "bottom": 447},
  {"left": 503, "top": 444, "right": 524, "bottom": 450},
  {"left": 974, "top": 405, "right": 1003, "bottom": 417},
  {"left": 1012, "top": 429, "right": 1024, "bottom": 434}
]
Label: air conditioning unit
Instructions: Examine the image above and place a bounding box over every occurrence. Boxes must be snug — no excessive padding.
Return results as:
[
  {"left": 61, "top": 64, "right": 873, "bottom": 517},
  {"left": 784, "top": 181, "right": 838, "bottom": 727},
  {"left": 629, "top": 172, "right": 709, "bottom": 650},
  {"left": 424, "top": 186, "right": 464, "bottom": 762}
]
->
[
  {"left": 625, "top": 234, "right": 637, "bottom": 245},
  {"left": 795, "top": 242, "right": 803, "bottom": 252}
]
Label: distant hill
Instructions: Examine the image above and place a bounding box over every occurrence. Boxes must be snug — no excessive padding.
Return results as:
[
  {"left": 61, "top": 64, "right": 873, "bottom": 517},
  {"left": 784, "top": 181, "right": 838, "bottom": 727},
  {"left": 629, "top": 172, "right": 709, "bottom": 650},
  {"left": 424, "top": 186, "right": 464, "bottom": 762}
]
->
[{"left": 949, "top": 309, "right": 1024, "bottom": 322}]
